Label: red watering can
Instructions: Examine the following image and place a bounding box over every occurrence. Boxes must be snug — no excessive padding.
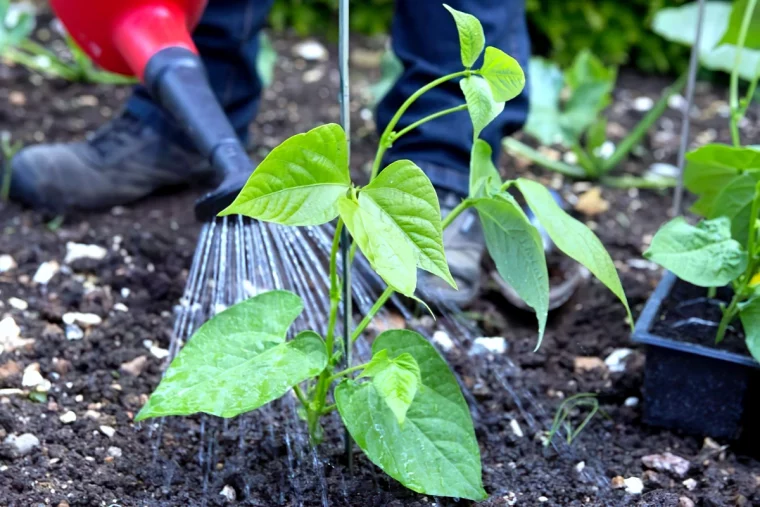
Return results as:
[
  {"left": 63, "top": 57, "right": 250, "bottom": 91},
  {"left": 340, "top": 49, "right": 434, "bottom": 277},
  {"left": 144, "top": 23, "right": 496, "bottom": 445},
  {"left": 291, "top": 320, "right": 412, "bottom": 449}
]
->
[{"left": 49, "top": 0, "right": 252, "bottom": 220}]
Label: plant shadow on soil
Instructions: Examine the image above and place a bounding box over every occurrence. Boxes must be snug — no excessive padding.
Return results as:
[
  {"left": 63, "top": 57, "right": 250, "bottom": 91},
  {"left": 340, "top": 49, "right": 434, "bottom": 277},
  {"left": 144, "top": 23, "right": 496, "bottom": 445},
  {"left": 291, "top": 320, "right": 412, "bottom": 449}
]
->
[{"left": 0, "top": 28, "right": 759, "bottom": 507}]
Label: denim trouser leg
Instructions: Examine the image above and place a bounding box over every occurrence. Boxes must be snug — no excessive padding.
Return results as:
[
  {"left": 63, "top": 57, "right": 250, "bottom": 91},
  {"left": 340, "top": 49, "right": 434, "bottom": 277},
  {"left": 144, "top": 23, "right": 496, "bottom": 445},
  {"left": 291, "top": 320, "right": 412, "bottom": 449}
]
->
[
  {"left": 377, "top": 0, "right": 530, "bottom": 197},
  {"left": 125, "top": 0, "right": 273, "bottom": 146}
]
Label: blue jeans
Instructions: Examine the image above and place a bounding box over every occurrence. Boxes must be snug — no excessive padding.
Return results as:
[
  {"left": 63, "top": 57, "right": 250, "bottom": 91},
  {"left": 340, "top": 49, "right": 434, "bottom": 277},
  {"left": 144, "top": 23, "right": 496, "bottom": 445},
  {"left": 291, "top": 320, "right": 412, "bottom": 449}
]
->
[{"left": 126, "top": 0, "right": 530, "bottom": 197}]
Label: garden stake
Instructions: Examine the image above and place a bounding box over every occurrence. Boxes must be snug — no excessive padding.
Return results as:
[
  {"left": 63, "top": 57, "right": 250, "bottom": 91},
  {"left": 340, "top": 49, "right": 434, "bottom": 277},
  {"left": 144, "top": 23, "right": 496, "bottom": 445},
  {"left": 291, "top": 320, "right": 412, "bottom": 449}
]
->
[
  {"left": 672, "top": 0, "right": 706, "bottom": 216},
  {"left": 337, "top": 0, "right": 354, "bottom": 474}
]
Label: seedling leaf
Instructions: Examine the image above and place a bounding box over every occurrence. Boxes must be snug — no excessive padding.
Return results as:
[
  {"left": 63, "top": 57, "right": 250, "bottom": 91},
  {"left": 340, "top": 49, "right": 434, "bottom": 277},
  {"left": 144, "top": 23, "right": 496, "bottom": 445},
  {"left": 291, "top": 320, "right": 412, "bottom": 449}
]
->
[
  {"left": 644, "top": 217, "right": 747, "bottom": 287},
  {"left": 359, "top": 349, "right": 421, "bottom": 424},
  {"left": 516, "top": 178, "right": 631, "bottom": 324},
  {"left": 460, "top": 76, "right": 504, "bottom": 140},
  {"left": 339, "top": 195, "right": 417, "bottom": 296},
  {"left": 479, "top": 46, "right": 525, "bottom": 102},
  {"left": 220, "top": 124, "right": 350, "bottom": 225},
  {"left": 443, "top": 4, "right": 485, "bottom": 68},
  {"left": 469, "top": 140, "right": 502, "bottom": 198},
  {"left": 135, "top": 291, "right": 327, "bottom": 420},
  {"left": 710, "top": 173, "right": 760, "bottom": 244},
  {"left": 474, "top": 196, "right": 549, "bottom": 346},
  {"left": 718, "top": 0, "right": 760, "bottom": 50},
  {"left": 739, "top": 297, "right": 760, "bottom": 363},
  {"left": 336, "top": 330, "right": 486, "bottom": 500},
  {"left": 362, "top": 160, "right": 455, "bottom": 289}
]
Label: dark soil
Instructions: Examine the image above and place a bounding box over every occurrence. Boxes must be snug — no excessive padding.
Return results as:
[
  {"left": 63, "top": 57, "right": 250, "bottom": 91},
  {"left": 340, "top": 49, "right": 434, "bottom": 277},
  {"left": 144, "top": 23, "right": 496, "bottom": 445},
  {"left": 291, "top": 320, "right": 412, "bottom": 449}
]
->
[
  {"left": 651, "top": 279, "right": 749, "bottom": 356},
  {"left": 0, "top": 20, "right": 759, "bottom": 507}
]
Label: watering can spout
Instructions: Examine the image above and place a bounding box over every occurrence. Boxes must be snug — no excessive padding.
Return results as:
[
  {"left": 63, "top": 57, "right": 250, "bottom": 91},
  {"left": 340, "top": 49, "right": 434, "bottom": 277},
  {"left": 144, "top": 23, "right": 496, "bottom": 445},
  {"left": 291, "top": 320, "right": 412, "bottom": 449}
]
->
[{"left": 49, "top": 0, "right": 252, "bottom": 221}]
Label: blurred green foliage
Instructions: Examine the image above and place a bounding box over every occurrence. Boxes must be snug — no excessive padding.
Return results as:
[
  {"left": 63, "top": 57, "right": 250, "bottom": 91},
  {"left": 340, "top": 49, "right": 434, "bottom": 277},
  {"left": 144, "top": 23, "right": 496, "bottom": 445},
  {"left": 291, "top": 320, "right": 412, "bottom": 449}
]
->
[{"left": 269, "top": 0, "right": 693, "bottom": 73}]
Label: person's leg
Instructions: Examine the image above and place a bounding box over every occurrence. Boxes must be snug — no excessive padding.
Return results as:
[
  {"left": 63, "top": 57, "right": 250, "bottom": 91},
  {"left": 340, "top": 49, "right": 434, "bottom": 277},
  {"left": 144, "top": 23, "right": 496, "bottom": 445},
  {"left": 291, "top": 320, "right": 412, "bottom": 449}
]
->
[
  {"left": 378, "top": 0, "right": 530, "bottom": 196},
  {"left": 8, "top": 0, "right": 273, "bottom": 212},
  {"left": 127, "top": 0, "right": 274, "bottom": 145}
]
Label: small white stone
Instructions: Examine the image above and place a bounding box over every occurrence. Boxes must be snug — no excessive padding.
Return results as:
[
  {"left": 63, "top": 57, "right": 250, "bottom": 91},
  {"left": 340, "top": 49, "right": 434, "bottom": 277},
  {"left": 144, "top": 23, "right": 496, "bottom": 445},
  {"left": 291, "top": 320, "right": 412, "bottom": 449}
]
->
[
  {"left": 0, "top": 255, "right": 16, "bottom": 273},
  {"left": 509, "top": 419, "right": 524, "bottom": 438},
  {"left": 604, "top": 348, "right": 633, "bottom": 373},
  {"left": 575, "top": 461, "right": 586, "bottom": 473},
  {"left": 682, "top": 478, "right": 697, "bottom": 491},
  {"left": 633, "top": 96, "right": 654, "bottom": 112},
  {"left": 64, "top": 242, "right": 107, "bottom": 264},
  {"left": 107, "top": 446, "right": 122, "bottom": 458},
  {"left": 33, "top": 261, "right": 60, "bottom": 285},
  {"left": 503, "top": 491, "right": 518, "bottom": 506},
  {"left": 668, "top": 94, "right": 687, "bottom": 111},
  {"left": 642, "top": 452, "right": 690, "bottom": 478},
  {"left": 292, "top": 40, "right": 328, "bottom": 61},
  {"left": 59, "top": 411, "right": 77, "bottom": 424},
  {"left": 22, "top": 363, "right": 50, "bottom": 392},
  {"left": 626, "top": 259, "right": 659, "bottom": 271},
  {"left": 624, "top": 477, "right": 644, "bottom": 495},
  {"left": 4, "top": 433, "right": 39, "bottom": 456},
  {"left": 120, "top": 287, "right": 130, "bottom": 298},
  {"left": 8, "top": 298, "right": 28, "bottom": 311},
  {"left": 470, "top": 337, "right": 507, "bottom": 356},
  {"left": 0, "top": 316, "right": 32, "bottom": 355},
  {"left": 432, "top": 330, "right": 454, "bottom": 352},
  {"left": 150, "top": 345, "right": 169, "bottom": 360},
  {"left": 100, "top": 425, "right": 116, "bottom": 438},
  {"left": 563, "top": 151, "right": 579, "bottom": 165},
  {"left": 594, "top": 141, "right": 615, "bottom": 160},
  {"left": 65, "top": 324, "right": 84, "bottom": 341},
  {"left": 538, "top": 496, "right": 549, "bottom": 502},
  {"left": 648, "top": 163, "right": 679, "bottom": 178},
  {"left": 624, "top": 397, "right": 639, "bottom": 407},
  {"left": 62, "top": 312, "right": 102, "bottom": 328},
  {"left": 113, "top": 303, "right": 128, "bottom": 312},
  {"left": 219, "top": 484, "right": 237, "bottom": 502}
]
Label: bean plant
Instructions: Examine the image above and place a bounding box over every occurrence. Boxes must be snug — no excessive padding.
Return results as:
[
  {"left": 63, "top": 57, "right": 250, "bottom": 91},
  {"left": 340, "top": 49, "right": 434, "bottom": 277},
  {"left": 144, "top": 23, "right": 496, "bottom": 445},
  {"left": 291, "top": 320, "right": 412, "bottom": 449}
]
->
[
  {"left": 645, "top": 0, "right": 760, "bottom": 362},
  {"left": 135, "top": 5, "right": 629, "bottom": 499},
  {"left": 503, "top": 50, "right": 685, "bottom": 189}
]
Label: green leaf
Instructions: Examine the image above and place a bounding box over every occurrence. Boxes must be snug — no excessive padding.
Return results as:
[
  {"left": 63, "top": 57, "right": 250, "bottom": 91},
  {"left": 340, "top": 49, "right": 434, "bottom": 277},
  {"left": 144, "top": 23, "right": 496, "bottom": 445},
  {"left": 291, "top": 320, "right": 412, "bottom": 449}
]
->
[
  {"left": 360, "top": 160, "right": 456, "bottom": 289},
  {"left": 359, "top": 349, "right": 421, "bottom": 424},
  {"left": 586, "top": 118, "right": 608, "bottom": 156},
  {"left": 710, "top": 173, "right": 760, "bottom": 244},
  {"left": 653, "top": 2, "right": 760, "bottom": 81},
  {"left": 336, "top": 330, "right": 485, "bottom": 500},
  {"left": 644, "top": 217, "right": 747, "bottom": 287},
  {"left": 739, "top": 297, "right": 760, "bottom": 363},
  {"left": 460, "top": 76, "right": 505, "bottom": 140},
  {"left": 516, "top": 178, "right": 631, "bottom": 323},
  {"left": 339, "top": 195, "right": 417, "bottom": 296},
  {"left": 522, "top": 58, "right": 569, "bottom": 146},
  {"left": 220, "top": 124, "right": 350, "bottom": 225},
  {"left": 443, "top": 4, "right": 485, "bottom": 68},
  {"left": 479, "top": 46, "right": 525, "bottom": 102},
  {"left": 686, "top": 145, "right": 760, "bottom": 188},
  {"left": 256, "top": 32, "right": 278, "bottom": 89},
  {"left": 135, "top": 292, "right": 327, "bottom": 420},
  {"left": 469, "top": 140, "right": 502, "bottom": 198},
  {"left": 0, "top": 1, "right": 34, "bottom": 52},
  {"left": 474, "top": 196, "right": 549, "bottom": 346},
  {"left": 718, "top": 0, "right": 760, "bottom": 50}
]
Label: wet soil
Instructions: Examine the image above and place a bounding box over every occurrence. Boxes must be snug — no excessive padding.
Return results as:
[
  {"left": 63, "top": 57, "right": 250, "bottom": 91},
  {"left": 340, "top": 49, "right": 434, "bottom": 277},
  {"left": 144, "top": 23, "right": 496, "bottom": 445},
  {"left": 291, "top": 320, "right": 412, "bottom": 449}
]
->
[{"left": 0, "top": 25, "right": 759, "bottom": 507}]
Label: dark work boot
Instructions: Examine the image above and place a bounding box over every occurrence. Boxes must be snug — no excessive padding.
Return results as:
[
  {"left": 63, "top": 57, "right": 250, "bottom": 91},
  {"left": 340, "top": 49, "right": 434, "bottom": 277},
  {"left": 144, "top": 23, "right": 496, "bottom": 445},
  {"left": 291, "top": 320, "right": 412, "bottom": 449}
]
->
[
  {"left": 417, "top": 191, "right": 485, "bottom": 307},
  {"left": 6, "top": 111, "right": 219, "bottom": 212}
]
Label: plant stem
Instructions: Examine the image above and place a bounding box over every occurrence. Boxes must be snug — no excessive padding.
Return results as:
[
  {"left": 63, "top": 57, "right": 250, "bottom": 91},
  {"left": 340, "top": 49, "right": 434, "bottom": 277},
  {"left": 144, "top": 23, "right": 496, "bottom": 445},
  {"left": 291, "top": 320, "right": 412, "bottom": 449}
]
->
[
  {"left": 393, "top": 104, "right": 468, "bottom": 140},
  {"left": 321, "top": 404, "right": 337, "bottom": 414},
  {"left": 351, "top": 287, "right": 394, "bottom": 342},
  {"left": 441, "top": 199, "right": 473, "bottom": 230},
  {"left": 293, "top": 385, "right": 309, "bottom": 407},
  {"left": 716, "top": 296, "right": 740, "bottom": 343},
  {"left": 327, "top": 364, "right": 367, "bottom": 384},
  {"left": 729, "top": 0, "right": 758, "bottom": 147},
  {"left": 600, "top": 175, "right": 676, "bottom": 190},
  {"left": 602, "top": 71, "right": 687, "bottom": 173},
  {"left": 502, "top": 138, "right": 587, "bottom": 178},
  {"left": 371, "top": 70, "right": 469, "bottom": 181}
]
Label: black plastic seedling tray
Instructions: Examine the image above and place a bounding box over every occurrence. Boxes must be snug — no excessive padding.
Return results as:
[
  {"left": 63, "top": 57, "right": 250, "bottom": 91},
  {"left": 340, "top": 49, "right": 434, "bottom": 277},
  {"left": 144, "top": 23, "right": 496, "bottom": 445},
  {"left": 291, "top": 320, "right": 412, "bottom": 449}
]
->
[{"left": 633, "top": 272, "right": 760, "bottom": 441}]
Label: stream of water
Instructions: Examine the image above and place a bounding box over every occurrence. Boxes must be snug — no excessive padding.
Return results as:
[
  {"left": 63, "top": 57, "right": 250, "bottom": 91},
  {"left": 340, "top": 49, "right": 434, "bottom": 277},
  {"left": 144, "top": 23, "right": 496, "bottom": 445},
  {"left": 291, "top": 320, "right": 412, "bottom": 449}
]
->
[{"left": 145, "top": 216, "right": 609, "bottom": 505}]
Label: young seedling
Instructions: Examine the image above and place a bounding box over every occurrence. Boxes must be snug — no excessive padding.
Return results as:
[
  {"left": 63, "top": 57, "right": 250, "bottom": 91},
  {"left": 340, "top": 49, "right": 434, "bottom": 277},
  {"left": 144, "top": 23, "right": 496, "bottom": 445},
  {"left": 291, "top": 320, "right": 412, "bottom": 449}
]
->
[
  {"left": 0, "top": 0, "right": 135, "bottom": 84},
  {"left": 135, "top": 5, "right": 629, "bottom": 499},
  {"left": 0, "top": 131, "right": 22, "bottom": 202},
  {"left": 644, "top": 0, "right": 760, "bottom": 363},
  {"left": 503, "top": 50, "right": 686, "bottom": 189},
  {"left": 545, "top": 393, "right": 602, "bottom": 446}
]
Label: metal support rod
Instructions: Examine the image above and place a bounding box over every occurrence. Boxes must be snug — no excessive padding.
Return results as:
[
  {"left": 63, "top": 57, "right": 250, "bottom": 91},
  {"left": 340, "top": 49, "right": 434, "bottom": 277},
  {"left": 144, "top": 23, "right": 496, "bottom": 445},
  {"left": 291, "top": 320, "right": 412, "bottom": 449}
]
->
[
  {"left": 672, "top": 0, "right": 706, "bottom": 216},
  {"left": 338, "top": 0, "right": 353, "bottom": 474}
]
